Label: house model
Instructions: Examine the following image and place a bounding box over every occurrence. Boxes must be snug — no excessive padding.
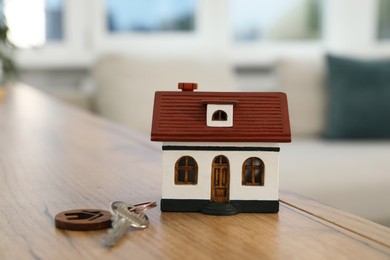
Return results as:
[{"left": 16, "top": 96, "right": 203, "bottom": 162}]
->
[{"left": 151, "top": 83, "right": 291, "bottom": 215}]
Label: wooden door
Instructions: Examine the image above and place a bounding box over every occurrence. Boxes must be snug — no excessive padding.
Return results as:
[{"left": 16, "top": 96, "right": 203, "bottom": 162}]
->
[{"left": 211, "top": 155, "right": 230, "bottom": 203}]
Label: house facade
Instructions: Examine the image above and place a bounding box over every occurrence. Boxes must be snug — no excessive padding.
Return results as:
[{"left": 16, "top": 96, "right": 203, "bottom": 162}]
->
[{"left": 151, "top": 83, "right": 291, "bottom": 215}]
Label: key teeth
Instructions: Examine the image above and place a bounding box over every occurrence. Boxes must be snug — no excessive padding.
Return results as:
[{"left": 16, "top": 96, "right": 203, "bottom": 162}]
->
[{"left": 102, "top": 236, "right": 115, "bottom": 247}]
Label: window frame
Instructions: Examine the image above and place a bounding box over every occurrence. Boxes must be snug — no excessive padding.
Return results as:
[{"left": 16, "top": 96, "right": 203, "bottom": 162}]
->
[
  {"left": 14, "top": 0, "right": 93, "bottom": 68},
  {"left": 230, "top": 0, "right": 323, "bottom": 44},
  {"left": 90, "top": 0, "right": 205, "bottom": 58},
  {"left": 175, "top": 156, "right": 198, "bottom": 185},
  {"left": 13, "top": 1, "right": 390, "bottom": 70},
  {"left": 242, "top": 157, "right": 264, "bottom": 186}
]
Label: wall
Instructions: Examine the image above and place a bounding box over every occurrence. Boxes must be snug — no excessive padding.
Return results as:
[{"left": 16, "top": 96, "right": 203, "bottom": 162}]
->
[{"left": 161, "top": 142, "right": 280, "bottom": 201}]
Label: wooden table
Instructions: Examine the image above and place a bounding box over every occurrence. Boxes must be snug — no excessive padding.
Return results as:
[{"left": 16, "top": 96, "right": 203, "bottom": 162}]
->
[{"left": 0, "top": 84, "right": 389, "bottom": 259}]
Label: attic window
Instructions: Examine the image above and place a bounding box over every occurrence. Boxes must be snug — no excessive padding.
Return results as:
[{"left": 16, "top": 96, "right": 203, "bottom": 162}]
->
[
  {"left": 212, "top": 110, "right": 228, "bottom": 121},
  {"left": 203, "top": 101, "right": 237, "bottom": 127}
]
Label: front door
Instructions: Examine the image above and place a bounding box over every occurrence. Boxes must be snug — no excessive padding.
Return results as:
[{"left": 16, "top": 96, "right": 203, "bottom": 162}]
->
[{"left": 211, "top": 155, "right": 230, "bottom": 203}]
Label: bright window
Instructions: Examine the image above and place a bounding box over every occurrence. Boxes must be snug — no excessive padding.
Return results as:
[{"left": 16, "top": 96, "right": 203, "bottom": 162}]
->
[
  {"left": 378, "top": 0, "right": 390, "bottom": 40},
  {"left": 45, "top": 0, "right": 63, "bottom": 41},
  {"left": 105, "top": 0, "right": 197, "bottom": 33},
  {"left": 230, "top": 0, "right": 322, "bottom": 42},
  {"left": 4, "top": 0, "right": 63, "bottom": 48}
]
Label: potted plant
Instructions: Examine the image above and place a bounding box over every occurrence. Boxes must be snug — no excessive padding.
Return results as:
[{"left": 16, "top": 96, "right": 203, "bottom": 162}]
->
[{"left": 0, "top": 0, "right": 18, "bottom": 100}]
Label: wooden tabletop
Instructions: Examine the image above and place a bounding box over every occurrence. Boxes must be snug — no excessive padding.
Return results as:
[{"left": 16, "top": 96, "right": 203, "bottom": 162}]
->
[{"left": 0, "top": 84, "right": 389, "bottom": 259}]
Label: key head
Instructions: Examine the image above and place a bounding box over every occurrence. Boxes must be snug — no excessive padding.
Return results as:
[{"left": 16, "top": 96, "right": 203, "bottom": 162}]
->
[
  {"left": 55, "top": 209, "right": 112, "bottom": 231},
  {"left": 110, "top": 202, "right": 149, "bottom": 228}
]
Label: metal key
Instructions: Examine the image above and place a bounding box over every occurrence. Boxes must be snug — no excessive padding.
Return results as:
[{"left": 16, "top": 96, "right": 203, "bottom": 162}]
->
[{"left": 102, "top": 201, "right": 154, "bottom": 247}]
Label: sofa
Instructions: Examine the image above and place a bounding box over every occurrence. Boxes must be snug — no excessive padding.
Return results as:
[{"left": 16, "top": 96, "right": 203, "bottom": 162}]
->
[{"left": 92, "top": 54, "right": 390, "bottom": 227}]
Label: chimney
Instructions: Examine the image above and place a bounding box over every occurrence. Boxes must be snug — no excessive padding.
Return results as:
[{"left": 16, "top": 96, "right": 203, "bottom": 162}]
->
[{"left": 178, "top": 82, "right": 198, "bottom": 92}]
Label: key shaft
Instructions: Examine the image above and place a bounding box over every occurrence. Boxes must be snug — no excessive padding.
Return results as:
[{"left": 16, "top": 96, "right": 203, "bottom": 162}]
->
[{"left": 102, "top": 202, "right": 150, "bottom": 247}]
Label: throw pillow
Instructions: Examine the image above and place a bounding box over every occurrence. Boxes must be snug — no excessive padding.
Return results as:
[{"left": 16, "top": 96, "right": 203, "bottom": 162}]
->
[{"left": 324, "top": 54, "right": 390, "bottom": 139}]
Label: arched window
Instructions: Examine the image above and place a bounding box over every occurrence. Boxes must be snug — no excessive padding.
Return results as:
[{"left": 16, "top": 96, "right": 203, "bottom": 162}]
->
[
  {"left": 212, "top": 110, "right": 228, "bottom": 121},
  {"left": 175, "top": 156, "right": 198, "bottom": 185},
  {"left": 242, "top": 157, "right": 264, "bottom": 186}
]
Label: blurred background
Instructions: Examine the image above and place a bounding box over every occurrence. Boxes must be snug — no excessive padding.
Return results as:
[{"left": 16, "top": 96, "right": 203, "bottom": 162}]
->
[{"left": 1, "top": 0, "right": 389, "bottom": 226}]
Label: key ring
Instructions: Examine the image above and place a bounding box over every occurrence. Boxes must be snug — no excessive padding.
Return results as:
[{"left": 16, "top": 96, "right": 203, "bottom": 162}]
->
[
  {"left": 130, "top": 201, "right": 157, "bottom": 213},
  {"left": 110, "top": 201, "right": 157, "bottom": 214}
]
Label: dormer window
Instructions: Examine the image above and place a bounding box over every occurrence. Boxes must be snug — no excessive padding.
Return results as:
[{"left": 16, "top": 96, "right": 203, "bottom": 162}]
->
[
  {"left": 202, "top": 100, "right": 238, "bottom": 127},
  {"left": 212, "top": 110, "right": 228, "bottom": 121}
]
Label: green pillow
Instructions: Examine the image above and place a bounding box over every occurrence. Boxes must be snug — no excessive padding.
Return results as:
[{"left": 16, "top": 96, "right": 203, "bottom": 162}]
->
[{"left": 325, "top": 55, "right": 390, "bottom": 139}]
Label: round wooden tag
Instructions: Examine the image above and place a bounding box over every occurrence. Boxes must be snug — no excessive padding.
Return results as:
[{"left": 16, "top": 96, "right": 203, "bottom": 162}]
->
[{"left": 55, "top": 209, "right": 112, "bottom": 231}]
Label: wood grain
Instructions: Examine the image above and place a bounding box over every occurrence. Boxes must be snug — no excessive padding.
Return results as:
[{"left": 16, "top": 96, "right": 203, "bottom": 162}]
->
[{"left": 0, "top": 84, "right": 389, "bottom": 259}]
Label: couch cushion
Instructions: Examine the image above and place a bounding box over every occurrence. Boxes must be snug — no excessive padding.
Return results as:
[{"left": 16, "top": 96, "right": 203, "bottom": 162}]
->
[
  {"left": 325, "top": 55, "right": 390, "bottom": 139},
  {"left": 278, "top": 55, "right": 326, "bottom": 137}
]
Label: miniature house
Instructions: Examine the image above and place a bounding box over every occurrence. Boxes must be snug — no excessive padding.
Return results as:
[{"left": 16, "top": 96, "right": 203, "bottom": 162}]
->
[{"left": 151, "top": 83, "right": 291, "bottom": 215}]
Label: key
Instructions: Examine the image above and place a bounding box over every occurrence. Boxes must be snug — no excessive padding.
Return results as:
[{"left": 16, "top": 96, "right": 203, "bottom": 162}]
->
[{"left": 102, "top": 201, "right": 154, "bottom": 247}]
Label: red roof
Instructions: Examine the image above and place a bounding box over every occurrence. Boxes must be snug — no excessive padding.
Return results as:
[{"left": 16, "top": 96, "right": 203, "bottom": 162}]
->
[{"left": 151, "top": 91, "right": 291, "bottom": 142}]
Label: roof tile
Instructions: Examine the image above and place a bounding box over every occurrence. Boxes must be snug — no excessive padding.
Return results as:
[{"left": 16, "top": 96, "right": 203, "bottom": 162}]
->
[{"left": 151, "top": 91, "right": 291, "bottom": 142}]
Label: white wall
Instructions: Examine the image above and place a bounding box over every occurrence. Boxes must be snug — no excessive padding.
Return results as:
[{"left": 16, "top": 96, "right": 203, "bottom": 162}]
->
[{"left": 161, "top": 142, "right": 280, "bottom": 201}]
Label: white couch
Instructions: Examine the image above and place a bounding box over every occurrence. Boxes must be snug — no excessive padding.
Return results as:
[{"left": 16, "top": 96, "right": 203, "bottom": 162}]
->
[
  {"left": 92, "top": 54, "right": 390, "bottom": 226},
  {"left": 92, "top": 54, "right": 239, "bottom": 134}
]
